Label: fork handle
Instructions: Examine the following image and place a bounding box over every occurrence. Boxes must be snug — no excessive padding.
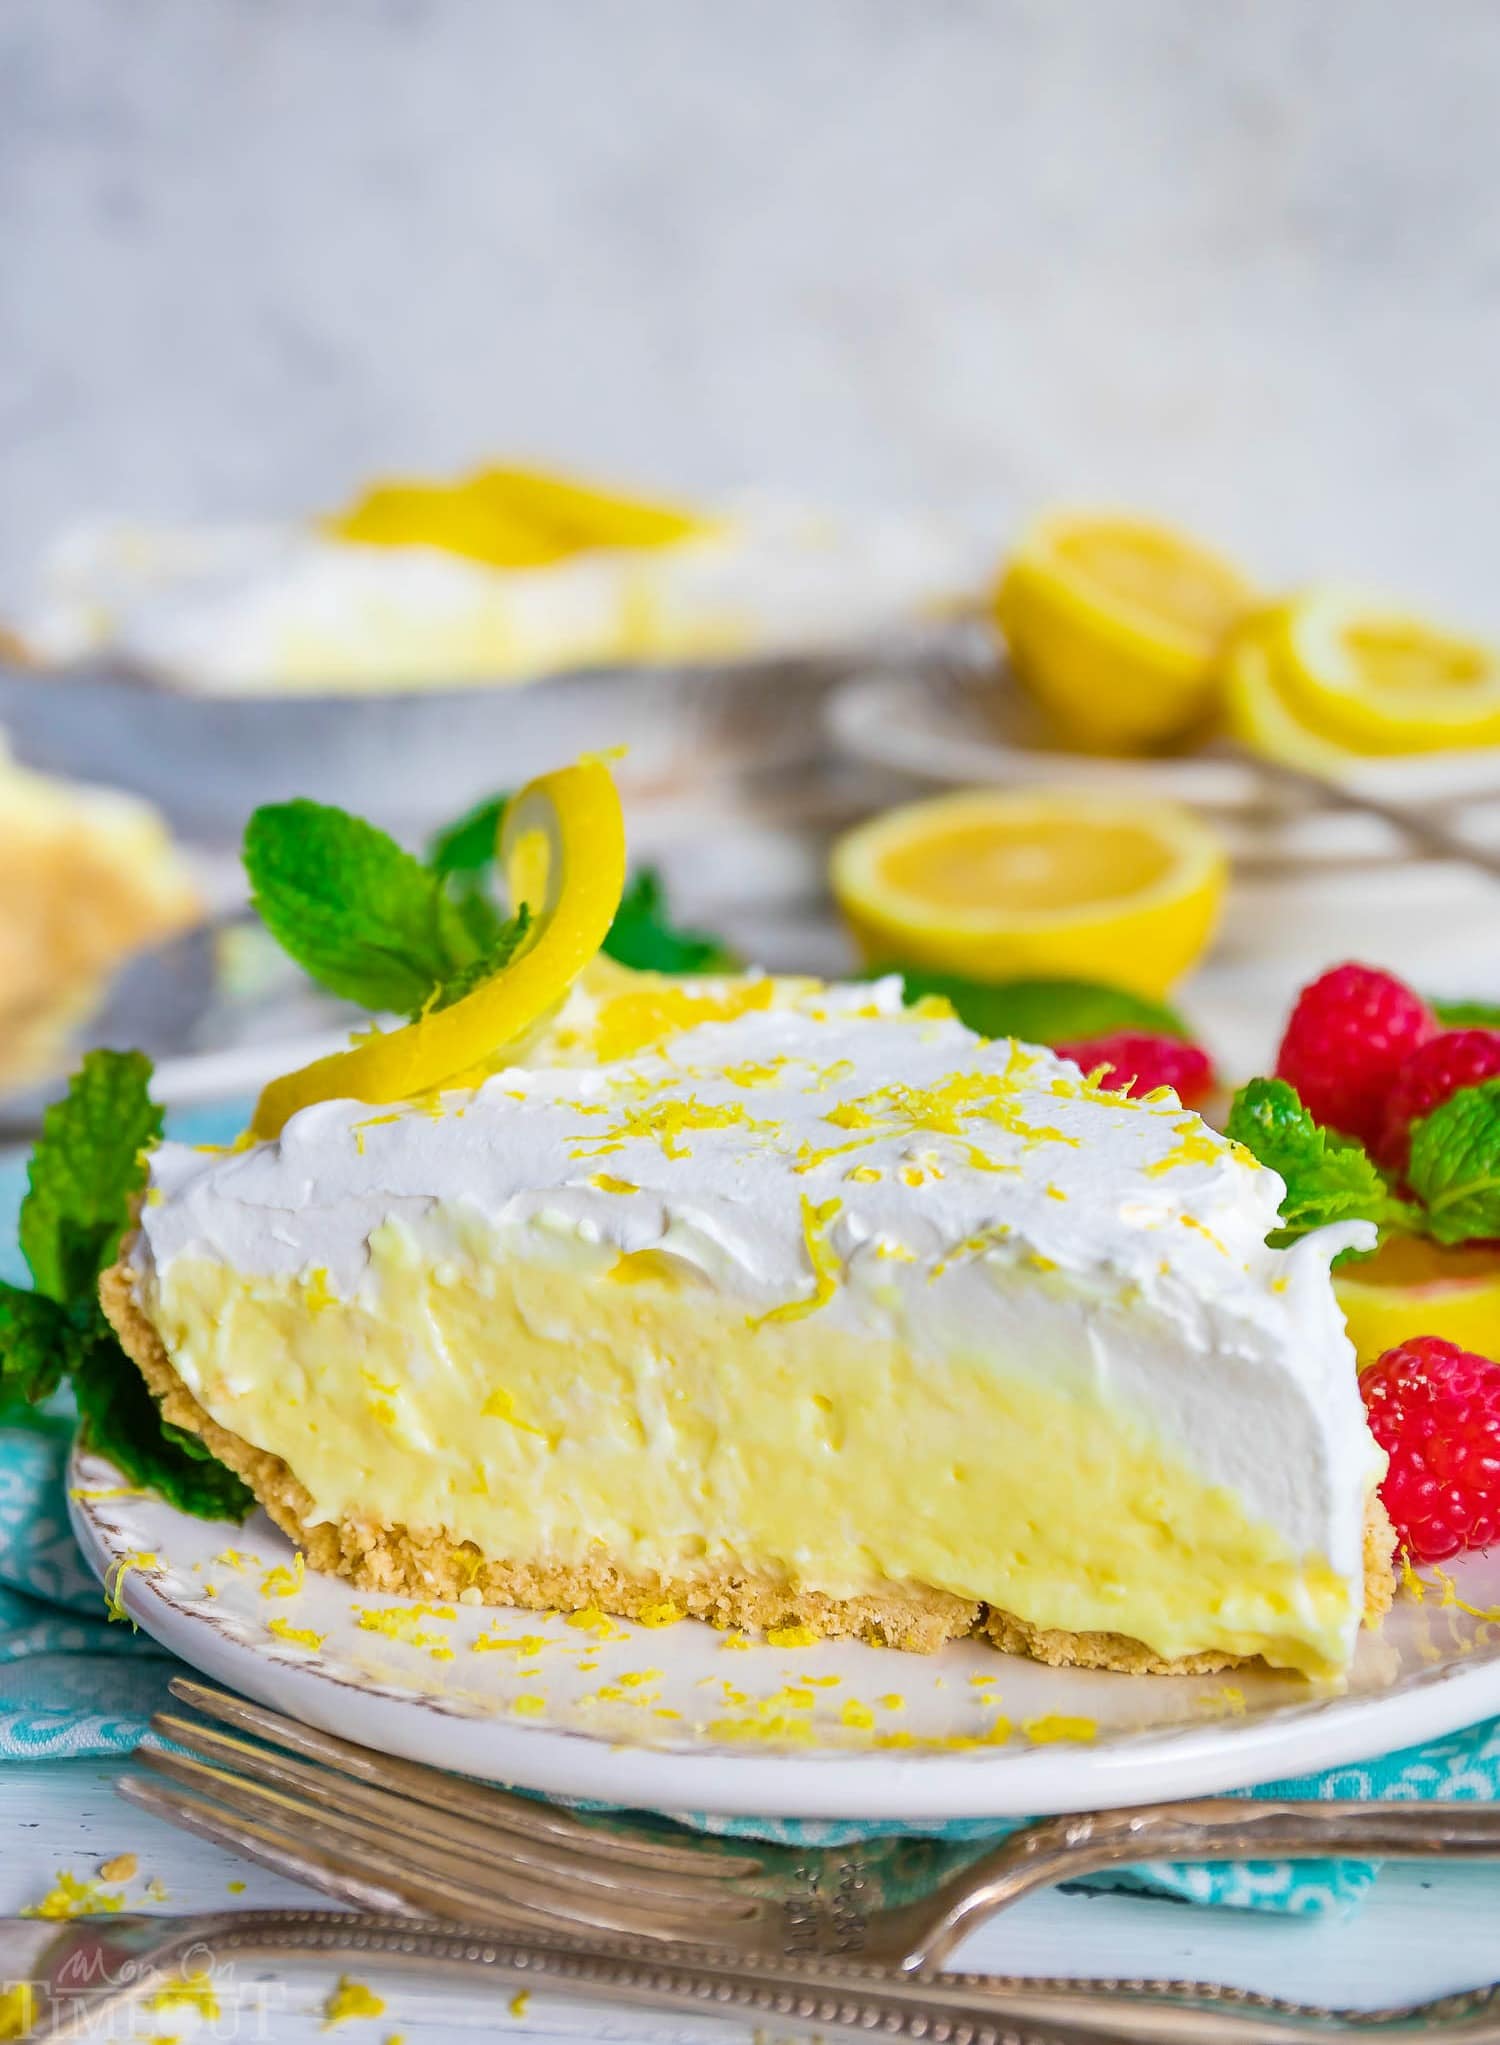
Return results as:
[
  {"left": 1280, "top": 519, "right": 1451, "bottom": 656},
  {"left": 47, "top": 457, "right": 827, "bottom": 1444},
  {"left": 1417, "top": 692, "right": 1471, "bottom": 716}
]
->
[
  {"left": 911, "top": 1798, "right": 1500, "bottom": 1970},
  {"left": 30, "top": 1908, "right": 1169, "bottom": 2045}
]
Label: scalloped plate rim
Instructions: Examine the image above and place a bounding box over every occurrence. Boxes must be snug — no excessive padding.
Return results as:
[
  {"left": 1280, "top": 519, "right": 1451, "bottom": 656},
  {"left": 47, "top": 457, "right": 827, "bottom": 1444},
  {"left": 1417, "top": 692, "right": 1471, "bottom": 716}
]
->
[{"left": 67, "top": 1446, "right": 1500, "bottom": 1822}]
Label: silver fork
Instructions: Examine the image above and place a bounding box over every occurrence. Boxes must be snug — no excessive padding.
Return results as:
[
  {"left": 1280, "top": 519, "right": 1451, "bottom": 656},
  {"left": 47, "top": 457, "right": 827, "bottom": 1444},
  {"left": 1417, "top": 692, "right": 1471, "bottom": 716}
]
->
[{"left": 122, "top": 1677, "right": 1500, "bottom": 1983}]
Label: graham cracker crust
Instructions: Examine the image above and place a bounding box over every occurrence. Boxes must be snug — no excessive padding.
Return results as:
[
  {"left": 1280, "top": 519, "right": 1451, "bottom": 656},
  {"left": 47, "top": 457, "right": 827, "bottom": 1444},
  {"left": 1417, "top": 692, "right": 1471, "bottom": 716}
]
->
[{"left": 99, "top": 1246, "right": 1397, "bottom": 1672}]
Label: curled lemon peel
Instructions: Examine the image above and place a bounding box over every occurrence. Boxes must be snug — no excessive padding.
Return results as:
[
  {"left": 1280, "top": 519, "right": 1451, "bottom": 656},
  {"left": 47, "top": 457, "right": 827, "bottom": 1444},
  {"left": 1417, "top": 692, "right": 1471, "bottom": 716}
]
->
[{"left": 250, "top": 758, "right": 626, "bottom": 1139}]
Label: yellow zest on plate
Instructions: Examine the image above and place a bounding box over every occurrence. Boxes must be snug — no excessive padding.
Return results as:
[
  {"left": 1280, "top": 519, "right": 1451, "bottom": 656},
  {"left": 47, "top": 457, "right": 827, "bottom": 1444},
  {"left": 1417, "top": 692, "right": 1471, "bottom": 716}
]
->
[
  {"left": 323, "top": 463, "right": 709, "bottom": 570},
  {"left": 994, "top": 508, "right": 1255, "bottom": 753},
  {"left": 830, "top": 787, "right": 1226, "bottom": 998},
  {"left": 251, "top": 756, "right": 626, "bottom": 1138}
]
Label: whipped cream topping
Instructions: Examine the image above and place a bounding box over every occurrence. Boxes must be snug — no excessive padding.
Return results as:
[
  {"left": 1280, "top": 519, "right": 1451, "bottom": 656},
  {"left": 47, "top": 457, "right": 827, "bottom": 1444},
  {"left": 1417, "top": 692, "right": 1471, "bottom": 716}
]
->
[{"left": 136, "top": 976, "right": 1381, "bottom": 1607}]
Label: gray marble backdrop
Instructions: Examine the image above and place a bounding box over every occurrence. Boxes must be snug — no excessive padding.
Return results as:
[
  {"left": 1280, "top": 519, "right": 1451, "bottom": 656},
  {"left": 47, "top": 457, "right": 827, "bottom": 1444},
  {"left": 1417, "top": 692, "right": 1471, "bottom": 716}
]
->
[{"left": 2, "top": 0, "right": 1498, "bottom": 616}]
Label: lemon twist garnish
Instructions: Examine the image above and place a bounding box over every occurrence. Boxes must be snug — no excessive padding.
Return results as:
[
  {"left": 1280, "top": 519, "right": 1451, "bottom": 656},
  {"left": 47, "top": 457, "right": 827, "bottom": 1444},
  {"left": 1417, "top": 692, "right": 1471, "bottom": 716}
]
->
[{"left": 251, "top": 757, "right": 625, "bottom": 1139}]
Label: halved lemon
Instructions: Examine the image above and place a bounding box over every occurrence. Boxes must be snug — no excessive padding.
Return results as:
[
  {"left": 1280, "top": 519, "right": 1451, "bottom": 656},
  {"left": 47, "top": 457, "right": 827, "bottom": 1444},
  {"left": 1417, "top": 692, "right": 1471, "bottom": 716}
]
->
[
  {"left": 830, "top": 789, "right": 1227, "bottom": 998},
  {"left": 1335, "top": 1234, "right": 1500, "bottom": 1370},
  {"left": 994, "top": 510, "right": 1256, "bottom": 754},
  {"left": 1272, "top": 588, "right": 1500, "bottom": 756},
  {"left": 251, "top": 756, "right": 626, "bottom": 1139}
]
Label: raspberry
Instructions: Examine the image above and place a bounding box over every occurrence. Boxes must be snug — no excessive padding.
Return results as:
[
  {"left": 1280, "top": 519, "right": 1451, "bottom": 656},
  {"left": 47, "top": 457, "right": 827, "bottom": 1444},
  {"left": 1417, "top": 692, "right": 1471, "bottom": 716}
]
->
[
  {"left": 1274, "top": 963, "right": 1435, "bottom": 1148},
  {"left": 1056, "top": 1030, "right": 1215, "bottom": 1108},
  {"left": 1361, "top": 1336, "right": 1500, "bottom": 1562},
  {"left": 1378, "top": 1028, "right": 1500, "bottom": 1173}
]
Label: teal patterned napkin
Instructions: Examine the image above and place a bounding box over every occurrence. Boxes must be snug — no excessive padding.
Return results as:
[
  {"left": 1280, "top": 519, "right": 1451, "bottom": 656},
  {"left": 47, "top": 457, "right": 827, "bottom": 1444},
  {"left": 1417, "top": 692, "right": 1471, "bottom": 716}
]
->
[{"left": 4, "top": 1106, "right": 1498, "bottom": 1919}]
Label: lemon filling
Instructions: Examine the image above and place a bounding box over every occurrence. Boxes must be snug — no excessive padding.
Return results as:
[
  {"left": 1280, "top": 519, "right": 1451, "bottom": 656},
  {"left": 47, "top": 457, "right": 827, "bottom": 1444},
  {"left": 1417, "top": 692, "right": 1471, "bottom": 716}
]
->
[{"left": 146, "top": 1213, "right": 1357, "bottom": 1678}]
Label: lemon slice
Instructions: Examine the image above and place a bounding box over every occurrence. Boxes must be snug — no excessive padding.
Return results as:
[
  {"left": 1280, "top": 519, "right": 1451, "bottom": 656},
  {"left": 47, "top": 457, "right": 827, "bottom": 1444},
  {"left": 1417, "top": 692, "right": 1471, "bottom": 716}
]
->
[
  {"left": 830, "top": 789, "right": 1226, "bottom": 998},
  {"left": 1335, "top": 1234, "right": 1500, "bottom": 1370},
  {"left": 326, "top": 466, "right": 709, "bottom": 571},
  {"left": 251, "top": 756, "right": 626, "bottom": 1139},
  {"left": 1222, "top": 607, "right": 1377, "bottom": 775},
  {"left": 1273, "top": 588, "right": 1500, "bottom": 755},
  {"left": 994, "top": 510, "right": 1255, "bottom": 754}
]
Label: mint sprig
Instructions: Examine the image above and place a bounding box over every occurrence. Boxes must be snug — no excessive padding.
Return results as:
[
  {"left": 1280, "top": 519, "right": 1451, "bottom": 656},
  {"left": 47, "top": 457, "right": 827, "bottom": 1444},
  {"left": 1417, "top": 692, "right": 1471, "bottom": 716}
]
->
[
  {"left": 20, "top": 1048, "right": 163, "bottom": 1305},
  {"left": 251, "top": 792, "right": 738, "bottom": 1015},
  {"left": 1406, "top": 1077, "right": 1500, "bottom": 1244},
  {"left": 245, "top": 800, "right": 504, "bottom": 1016},
  {"left": 1224, "top": 1077, "right": 1413, "bottom": 1245},
  {"left": 2, "top": 1050, "right": 252, "bottom": 1522},
  {"left": 885, "top": 971, "right": 1189, "bottom": 1045},
  {"left": 603, "top": 868, "right": 739, "bottom": 975},
  {"left": 1431, "top": 997, "right": 1500, "bottom": 1030}
]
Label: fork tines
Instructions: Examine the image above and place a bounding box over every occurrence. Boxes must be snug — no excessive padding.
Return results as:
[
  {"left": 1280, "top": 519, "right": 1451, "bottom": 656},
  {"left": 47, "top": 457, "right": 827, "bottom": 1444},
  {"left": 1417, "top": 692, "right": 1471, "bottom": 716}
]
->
[{"left": 120, "top": 1677, "right": 766, "bottom": 1947}]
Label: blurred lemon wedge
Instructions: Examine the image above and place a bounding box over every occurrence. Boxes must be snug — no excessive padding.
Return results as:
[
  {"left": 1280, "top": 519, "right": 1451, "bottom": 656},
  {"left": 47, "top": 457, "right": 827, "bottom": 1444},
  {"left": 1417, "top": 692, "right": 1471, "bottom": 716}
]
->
[
  {"left": 994, "top": 510, "right": 1255, "bottom": 753},
  {"left": 1335, "top": 1235, "right": 1500, "bottom": 1370},
  {"left": 326, "top": 466, "right": 709, "bottom": 570},
  {"left": 251, "top": 756, "right": 626, "bottom": 1140},
  {"left": 1271, "top": 588, "right": 1500, "bottom": 755},
  {"left": 830, "top": 789, "right": 1226, "bottom": 998}
]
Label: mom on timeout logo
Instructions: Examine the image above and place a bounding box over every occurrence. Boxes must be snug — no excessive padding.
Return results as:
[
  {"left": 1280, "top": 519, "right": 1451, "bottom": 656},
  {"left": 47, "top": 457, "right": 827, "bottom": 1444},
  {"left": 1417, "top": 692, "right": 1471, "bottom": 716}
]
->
[{"left": 2, "top": 1935, "right": 288, "bottom": 2038}]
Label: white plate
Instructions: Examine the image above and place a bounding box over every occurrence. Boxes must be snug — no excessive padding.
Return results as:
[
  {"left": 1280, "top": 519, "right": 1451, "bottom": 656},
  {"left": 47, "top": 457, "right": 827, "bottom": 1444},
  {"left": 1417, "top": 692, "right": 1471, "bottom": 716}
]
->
[
  {"left": 69, "top": 1445, "right": 1500, "bottom": 1822},
  {"left": 826, "top": 669, "right": 1500, "bottom": 833}
]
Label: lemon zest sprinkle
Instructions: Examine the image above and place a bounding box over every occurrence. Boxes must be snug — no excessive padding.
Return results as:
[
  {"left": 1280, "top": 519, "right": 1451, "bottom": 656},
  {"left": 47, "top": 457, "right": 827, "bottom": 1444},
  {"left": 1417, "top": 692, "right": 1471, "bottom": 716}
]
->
[
  {"left": 0, "top": 1985, "right": 36, "bottom": 2040},
  {"left": 1024, "top": 1713, "right": 1097, "bottom": 1744},
  {"left": 148, "top": 1971, "right": 220, "bottom": 2019},
  {"left": 260, "top": 1553, "right": 306, "bottom": 1600},
  {"left": 481, "top": 1385, "right": 553, "bottom": 1441},
  {"left": 267, "top": 1616, "right": 325, "bottom": 1651},
  {"left": 321, "top": 1975, "right": 386, "bottom": 2027},
  {"left": 104, "top": 1551, "right": 157, "bottom": 1624},
  {"left": 24, "top": 1870, "right": 127, "bottom": 1920},
  {"left": 750, "top": 1196, "right": 842, "bottom": 1326},
  {"left": 638, "top": 1600, "right": 684, "bottom": 1628}
]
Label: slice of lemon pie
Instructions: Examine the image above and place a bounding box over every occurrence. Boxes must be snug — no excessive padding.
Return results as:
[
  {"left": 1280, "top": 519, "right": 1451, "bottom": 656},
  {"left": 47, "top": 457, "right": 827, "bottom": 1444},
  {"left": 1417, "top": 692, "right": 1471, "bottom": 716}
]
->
[{"left": 105, "top": 976, "right": 1392, "bottom": 1677}]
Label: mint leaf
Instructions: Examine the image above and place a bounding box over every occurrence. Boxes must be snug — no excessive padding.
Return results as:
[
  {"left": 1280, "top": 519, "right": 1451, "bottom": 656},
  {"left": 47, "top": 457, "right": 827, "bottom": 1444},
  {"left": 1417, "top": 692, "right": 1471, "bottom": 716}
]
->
[
  {"left": 602, "top": 869, "right": 739, "bottom": 975},
  {"left": 427, "top": 791, "right": 509, "bottom": 881},
  {"left": 886, "top": 972, "right": 1189, "bottom": 1045},
  {"left": 246, "top": 800, "right": 482, "bottom": 1015},
  {"left": 0, "top": 1284, "right": 79, "bottom": 1406},
  {"left": 72, "top": 1315, "right": 252, "bottom": 1520},
  {"left": 13, "top": 1049, "right": 252, "bottom": 1519},
  {"left": 1225, "top": 1077, "right": 1411, "bottom": 1244},
  {"left": 1407, "top": 1078, "right": 1500, "bottom": 1244},
  {"left": 20, "top": 1051, "right": 163, "bottom": 1305},
  {"left": 420, "top": 904, "right": 533, "bottom": 1016},
  {"left": 1432, "top": 998, "right": 1500, "bottom": 1029}
]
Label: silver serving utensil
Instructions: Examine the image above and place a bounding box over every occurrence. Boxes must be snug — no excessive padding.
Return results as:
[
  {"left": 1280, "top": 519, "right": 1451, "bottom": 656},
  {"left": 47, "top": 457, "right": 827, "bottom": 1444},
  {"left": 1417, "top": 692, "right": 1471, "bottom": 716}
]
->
[{"left": 11, "top": 1906, "right": 1500, "bottom": 2044}]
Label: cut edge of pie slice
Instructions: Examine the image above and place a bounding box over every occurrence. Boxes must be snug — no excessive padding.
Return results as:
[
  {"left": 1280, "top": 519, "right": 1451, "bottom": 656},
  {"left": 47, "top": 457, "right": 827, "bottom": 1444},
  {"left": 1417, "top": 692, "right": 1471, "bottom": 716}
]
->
[{"left": 101, "top": 970, "right": 1396, "bottom": 1677}]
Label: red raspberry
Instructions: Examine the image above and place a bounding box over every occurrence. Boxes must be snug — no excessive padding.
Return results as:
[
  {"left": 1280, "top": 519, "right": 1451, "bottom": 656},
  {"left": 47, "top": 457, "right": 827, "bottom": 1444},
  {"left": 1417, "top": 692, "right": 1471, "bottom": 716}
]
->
[
  {"left": 1056, "top": 1030, "right": 1215, "bottom": 1108},
  {"left": 1274, "top": 963, "right": 1435, "bottom": 1147},
  {"left": 1361, "top": 1336, "right": 1500, "bottom": 1562},
  {"left": 1378, "top": 1028, "right": 1500, "bottom": 1173}
]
